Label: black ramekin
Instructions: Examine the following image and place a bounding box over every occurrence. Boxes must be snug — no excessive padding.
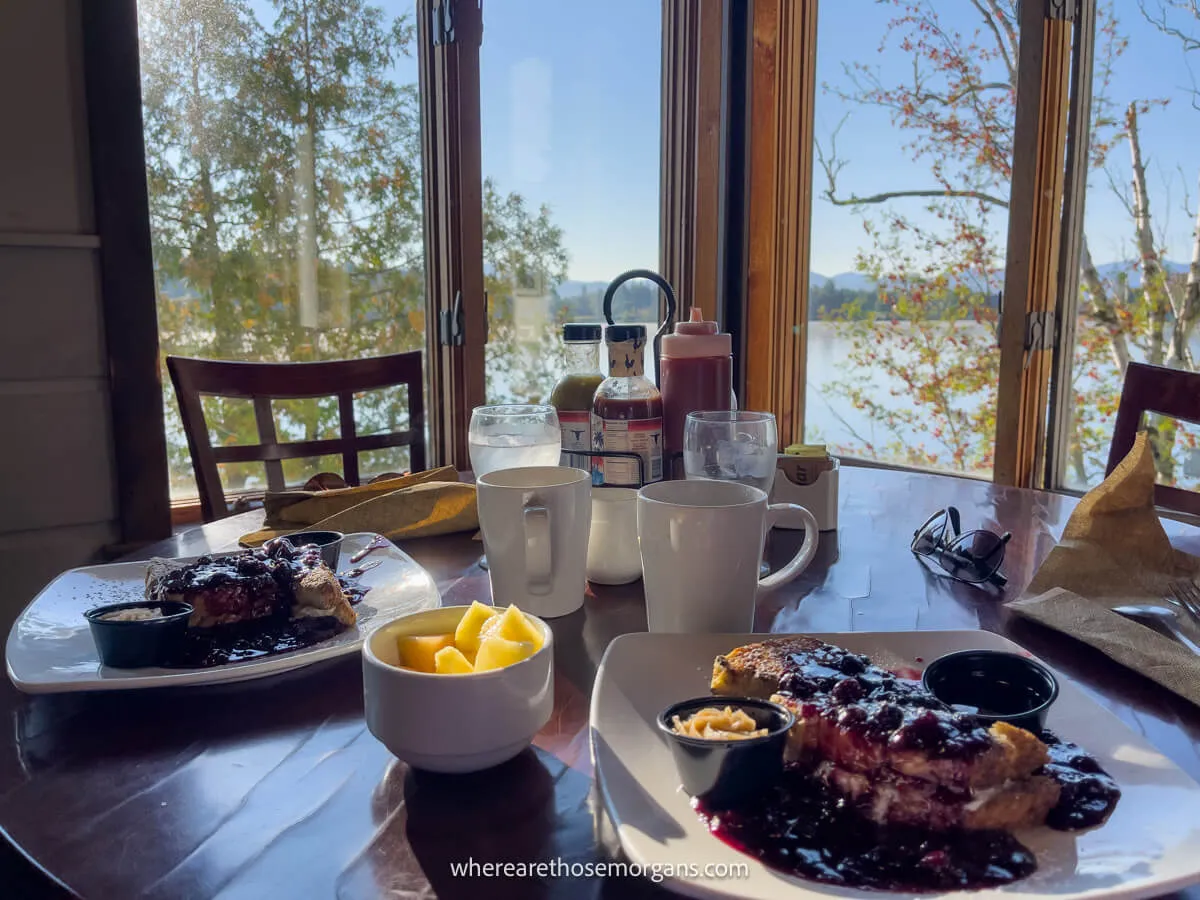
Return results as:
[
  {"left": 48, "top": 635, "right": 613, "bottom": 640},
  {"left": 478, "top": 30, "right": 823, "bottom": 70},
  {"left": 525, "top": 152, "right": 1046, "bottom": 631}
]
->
[
  {"left": 657, "top": 696, "right": 794, "bottom": 808},
  {"left": 84, "top": 600, "right": 193, "bottom": 668},
  {"left": 282, "top": 530, "right": 345, "bottom": 570},
  {"left": 921, "top": 649, "right": 1059, "bottom": 733}
]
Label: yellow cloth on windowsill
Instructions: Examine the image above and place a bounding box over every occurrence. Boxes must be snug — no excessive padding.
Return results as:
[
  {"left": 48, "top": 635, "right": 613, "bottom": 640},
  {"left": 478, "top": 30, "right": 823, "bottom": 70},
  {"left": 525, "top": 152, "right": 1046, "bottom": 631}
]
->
[{"left": 238, "top": 466, "right": 478, "bottom": 546}]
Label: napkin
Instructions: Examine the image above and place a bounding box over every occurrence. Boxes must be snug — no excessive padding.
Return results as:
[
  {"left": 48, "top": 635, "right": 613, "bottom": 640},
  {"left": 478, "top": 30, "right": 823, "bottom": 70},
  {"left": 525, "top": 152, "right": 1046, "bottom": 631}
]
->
[
  {"left": 1008, "top": 588, "right": 1200, "bottom": 706},
  {"left": 239, "top": 466, "right": 478, "bottom": 546},
  {"left": 1008, "top": 432, "right": 1200, "bottom": 705}
]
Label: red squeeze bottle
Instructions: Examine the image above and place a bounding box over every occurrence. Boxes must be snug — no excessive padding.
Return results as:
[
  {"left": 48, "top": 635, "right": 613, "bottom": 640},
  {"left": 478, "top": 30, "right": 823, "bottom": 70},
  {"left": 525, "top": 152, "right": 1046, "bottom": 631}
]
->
[{"left": 659, "top": 308, "right": 734, "bottom": 463}]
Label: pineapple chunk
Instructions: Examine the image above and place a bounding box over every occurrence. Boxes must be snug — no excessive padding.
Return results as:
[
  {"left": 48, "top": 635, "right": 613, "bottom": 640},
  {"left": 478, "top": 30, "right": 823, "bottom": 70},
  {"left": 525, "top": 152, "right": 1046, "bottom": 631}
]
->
[
  {"left": 433, "top": 645, "right": 474, "bottom": 674},
  {"left": 480, "top": 605, "right": 545, "bottom": 650},
  {"left": 396, "top": 633, "right": 456, "bottom": 673},
  {"left": 453, "top": 601, "right": 499, "bottom": 656},
  {"left": 474, "top": 635, "right": 535, "bottom": 672}
]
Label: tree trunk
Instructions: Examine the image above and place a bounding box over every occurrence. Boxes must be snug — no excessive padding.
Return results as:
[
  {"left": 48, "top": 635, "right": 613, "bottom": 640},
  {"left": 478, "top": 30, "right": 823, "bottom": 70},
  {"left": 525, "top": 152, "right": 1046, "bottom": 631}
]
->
[
  {"left": 1168, "top": 171, "right": 1200, "bottom": 368},
  {"left": 1127, "top": 103, "right": 1170, "bottom": 366}
]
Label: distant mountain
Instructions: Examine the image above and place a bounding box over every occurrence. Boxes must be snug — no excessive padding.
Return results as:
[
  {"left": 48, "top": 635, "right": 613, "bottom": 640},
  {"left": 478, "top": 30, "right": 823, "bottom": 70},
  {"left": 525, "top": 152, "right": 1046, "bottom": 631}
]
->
[
  {"left": 828, "top": 272, "right": 876, "bottom": 292},
  {"left": 554, "top": 280, "right": 608, "bottom": 299},
  {"left": 1093, "top": 259, "right": 1188, "bottom": 288}
]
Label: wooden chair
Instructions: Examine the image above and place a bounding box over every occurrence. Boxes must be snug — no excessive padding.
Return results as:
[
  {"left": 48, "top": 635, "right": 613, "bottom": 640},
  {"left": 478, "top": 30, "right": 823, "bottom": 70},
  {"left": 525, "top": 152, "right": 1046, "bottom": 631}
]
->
[
  {"left": 167, "top": 352, "right": 426, "bottom": 521},
  {"left": 1106, "top": 360, "right": 1200, "bottom": 516}
]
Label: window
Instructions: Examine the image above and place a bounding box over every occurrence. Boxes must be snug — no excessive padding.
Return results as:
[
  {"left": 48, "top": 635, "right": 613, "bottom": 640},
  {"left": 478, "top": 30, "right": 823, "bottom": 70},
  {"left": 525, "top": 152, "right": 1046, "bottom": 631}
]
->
[
  {"left": 138, "top": 0, "right": 429, "bottom": 501},
  {"left": 478, "top": 0, "right": 662, "bottom": 404},
  {"left": 804, "top": 2, "right": 1016, "bottom": 478},
  {"left": 1057, "top": 1, "right": 1200, "bottom": 490}
]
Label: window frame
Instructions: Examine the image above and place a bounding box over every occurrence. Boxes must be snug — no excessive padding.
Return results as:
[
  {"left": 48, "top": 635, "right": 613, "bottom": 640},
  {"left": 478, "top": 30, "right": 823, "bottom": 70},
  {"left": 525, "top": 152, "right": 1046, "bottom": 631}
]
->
[
  {"left": 418, "top": 0, "right": 486, "bottom": 471},
  {"left": 715, "top": 0, "right": 1088, "bottom": 488},
  {"left": 107, "top": 0, "right": 704, "bottom": 515},
  {"left": 1044, "top": 0, "right": 1099, "bottom": 490},
  {"left": 82, "top": 0, "right": 171, "bottom": 545}
]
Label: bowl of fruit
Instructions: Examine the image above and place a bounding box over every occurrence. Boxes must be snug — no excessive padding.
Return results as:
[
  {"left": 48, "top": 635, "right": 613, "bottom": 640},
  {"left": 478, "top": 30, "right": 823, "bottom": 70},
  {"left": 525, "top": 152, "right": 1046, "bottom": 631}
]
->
[{"left": 362, "top": 602, "right": 553, "bottom": 773}]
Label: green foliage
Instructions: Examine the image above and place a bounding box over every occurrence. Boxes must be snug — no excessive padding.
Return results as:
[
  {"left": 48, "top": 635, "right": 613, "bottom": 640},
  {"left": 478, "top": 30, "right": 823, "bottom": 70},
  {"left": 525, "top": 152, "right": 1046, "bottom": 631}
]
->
[
  {"left": 139, "top": 0, "right": 568, "bottom": 497},
  {"left": 819, "top": 0, "right": 1200, "bottom": 486}
]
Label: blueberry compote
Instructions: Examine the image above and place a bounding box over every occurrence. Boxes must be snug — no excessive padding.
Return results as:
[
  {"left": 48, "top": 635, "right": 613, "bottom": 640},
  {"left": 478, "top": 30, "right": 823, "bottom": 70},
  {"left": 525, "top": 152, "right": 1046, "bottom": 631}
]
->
[
  {"left": 693, "top": 642, "right": 1120, "bottom": 891},
  {"left": 1040, "top": 730, "right": 1121, "bottom": 830},
  {"left": 159, "top": 539, "right": 369, "bottom": 669},
  {"left": 696, "top": 767, "right": 1037, "bottom": 892}
]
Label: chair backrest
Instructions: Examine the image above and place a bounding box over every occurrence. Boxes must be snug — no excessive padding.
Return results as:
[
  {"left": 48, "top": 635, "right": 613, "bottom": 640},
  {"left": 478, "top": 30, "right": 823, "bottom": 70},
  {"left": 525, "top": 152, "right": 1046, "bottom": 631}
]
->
[
  {"left": 1106, "top": 360, "right": 1200, "bottom": 516},
  {"left": 167, "top": 352, "right": 426, "bottom": 521}
]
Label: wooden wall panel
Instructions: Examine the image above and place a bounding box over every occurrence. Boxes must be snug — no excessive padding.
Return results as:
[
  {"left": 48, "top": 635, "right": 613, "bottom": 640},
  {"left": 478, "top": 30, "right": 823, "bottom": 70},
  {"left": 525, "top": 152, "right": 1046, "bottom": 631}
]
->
[
  {"left": 0, "top": 0, "right": 94, "bottom": 234},
  {"left": 0, "top": 523, "right": 120, "bottom": 628},
  {"left": 742, "top": 0, "right": 818, "bottom": 445},
  {"left": 0, "top": 388, "right": 118, "bottom": 533},
  {"left": 0, "top": 248, "right": 104, "bottom": 381}
]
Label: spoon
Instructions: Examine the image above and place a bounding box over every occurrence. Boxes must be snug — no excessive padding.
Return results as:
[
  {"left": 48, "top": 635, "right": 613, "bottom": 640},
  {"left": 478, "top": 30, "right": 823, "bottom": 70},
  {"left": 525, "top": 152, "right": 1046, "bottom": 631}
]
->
[{"left": 1112, "top": 604, "right": 1200, "bottom": 654}]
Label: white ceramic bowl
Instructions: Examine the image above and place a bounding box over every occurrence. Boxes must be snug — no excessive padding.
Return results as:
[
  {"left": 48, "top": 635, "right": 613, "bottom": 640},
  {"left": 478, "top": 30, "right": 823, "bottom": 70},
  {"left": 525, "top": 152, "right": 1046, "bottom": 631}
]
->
[{"left": 362, "top": 605, "right": 554, "bottom": 773}]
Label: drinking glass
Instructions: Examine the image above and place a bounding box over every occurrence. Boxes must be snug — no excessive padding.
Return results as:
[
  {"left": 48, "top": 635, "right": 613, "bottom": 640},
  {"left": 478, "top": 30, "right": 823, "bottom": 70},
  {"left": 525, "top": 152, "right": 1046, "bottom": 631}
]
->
[
  {"left": 684, "top": 411, "right": 778, "bottom": 575},
  {"left": 468, "top": 405, "right": 562, "bottom": 569}
]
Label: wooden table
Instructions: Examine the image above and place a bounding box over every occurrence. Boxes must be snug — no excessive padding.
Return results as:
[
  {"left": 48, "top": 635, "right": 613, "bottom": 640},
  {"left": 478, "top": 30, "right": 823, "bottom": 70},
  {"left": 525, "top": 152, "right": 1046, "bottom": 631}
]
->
[{"left": 3, "top": 468, "right": 1200, "bottom": 899}]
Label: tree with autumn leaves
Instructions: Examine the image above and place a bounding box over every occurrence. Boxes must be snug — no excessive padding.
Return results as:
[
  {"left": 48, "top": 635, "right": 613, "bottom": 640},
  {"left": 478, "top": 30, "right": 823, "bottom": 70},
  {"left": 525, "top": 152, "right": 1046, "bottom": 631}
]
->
[
  {"left": 816, "top": 0, "right": 1200, "bottom": 485},
  {"left": 139, "top": 0, "right": 569, "bottom": 495}
]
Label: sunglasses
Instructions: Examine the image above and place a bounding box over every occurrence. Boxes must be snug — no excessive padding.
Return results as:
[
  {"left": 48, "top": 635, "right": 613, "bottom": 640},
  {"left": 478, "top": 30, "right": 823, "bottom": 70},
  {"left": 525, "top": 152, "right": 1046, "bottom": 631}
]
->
[{"left": 911, "top": 507, "right": 1010, "bottom": 587}]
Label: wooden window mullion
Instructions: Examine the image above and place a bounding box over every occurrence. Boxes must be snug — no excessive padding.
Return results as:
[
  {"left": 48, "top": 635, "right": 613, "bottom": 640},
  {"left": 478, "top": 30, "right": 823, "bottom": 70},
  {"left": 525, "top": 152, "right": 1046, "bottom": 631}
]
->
[
  {"left": 1045, "top": 0, "right": 1097, "bottom": 489},
  {"left": 417, "top": 0, "right": 485, "bottom": 471},
  {"left": 741, "top": 0, "right": 818, "bottom": 446},
  {"left": 994, "top": 1, "right": 1073, "bottom": 487},
  {"left": 660, "top": 0, "right": 725, "bottom": 324}
]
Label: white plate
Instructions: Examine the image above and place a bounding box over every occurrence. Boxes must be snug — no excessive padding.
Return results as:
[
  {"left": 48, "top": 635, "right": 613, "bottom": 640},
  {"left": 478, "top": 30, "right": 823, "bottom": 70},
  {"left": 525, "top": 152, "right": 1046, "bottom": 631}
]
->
[
  {"left": 5, "top": 533, "right": 440, "bottom": 693},
  {"left": 591, "top": 630, "right": 1200, "bottom": 900}
]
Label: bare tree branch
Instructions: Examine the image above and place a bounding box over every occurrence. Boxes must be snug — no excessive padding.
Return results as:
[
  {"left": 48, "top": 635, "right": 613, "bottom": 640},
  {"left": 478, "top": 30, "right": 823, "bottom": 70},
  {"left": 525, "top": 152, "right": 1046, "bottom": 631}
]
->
[
  {"left": 825, "top": 187, "right": 1011, "bottom": 209},
  {"left": 1103, "top": 165, "right": 1136, "bottom": 218},
  {"left": 969, "top": 0, "right": 1017, "bottom": 86},
  {"left": 1080, "top": 239, "right": 1133, "bottom": 373},
  {"left": 1139, "top": 0, "right": 1200, "bottom": 53},
  {"left": 912, "top": 82, "right": 1012, "bottom": 108},
  {"left": 817, "top": 117, "right": 1009, "bottom": 210}
]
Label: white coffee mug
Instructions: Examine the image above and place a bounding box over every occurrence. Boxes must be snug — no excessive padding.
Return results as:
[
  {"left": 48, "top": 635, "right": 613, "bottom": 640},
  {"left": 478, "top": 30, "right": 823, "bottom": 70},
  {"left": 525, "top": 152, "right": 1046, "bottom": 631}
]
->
[
  {"left": 477, "top": 466, "right": 591, "bottom": 618},
  {"left": 587, "top": 488, "right": 642, "bottom": 585},
  {"left": 637, "top": 479, "right": 819, "bottom": 633}
]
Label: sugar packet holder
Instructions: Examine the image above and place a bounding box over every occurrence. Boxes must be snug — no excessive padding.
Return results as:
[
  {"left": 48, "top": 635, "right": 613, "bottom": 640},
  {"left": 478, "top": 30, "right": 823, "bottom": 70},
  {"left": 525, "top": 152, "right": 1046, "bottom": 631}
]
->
[{"left": 770, "top": 454, "right": 839, "bottom": 532}]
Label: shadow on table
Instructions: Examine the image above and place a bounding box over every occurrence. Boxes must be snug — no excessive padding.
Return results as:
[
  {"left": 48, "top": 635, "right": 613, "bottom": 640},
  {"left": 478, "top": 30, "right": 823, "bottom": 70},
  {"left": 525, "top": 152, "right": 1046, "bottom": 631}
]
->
[
  {"left": 8, "top": 655, "right": 365, "bottom": 775},
  {"left": 353, "top": 745, "right": 675, "bottom": 900}
]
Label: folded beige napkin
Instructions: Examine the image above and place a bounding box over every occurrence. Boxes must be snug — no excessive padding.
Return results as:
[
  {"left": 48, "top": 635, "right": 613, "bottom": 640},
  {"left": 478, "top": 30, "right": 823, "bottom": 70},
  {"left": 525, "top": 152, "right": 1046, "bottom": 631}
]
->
[
  {"left": 1008, "top": 432, "right": 1200, "bottom": 706},
  {"left": 239, "top": 466, "right": 478, "bottom": 546},
  {"left": 1009, "top": 588, "right": 1200, "bottom": 706}
]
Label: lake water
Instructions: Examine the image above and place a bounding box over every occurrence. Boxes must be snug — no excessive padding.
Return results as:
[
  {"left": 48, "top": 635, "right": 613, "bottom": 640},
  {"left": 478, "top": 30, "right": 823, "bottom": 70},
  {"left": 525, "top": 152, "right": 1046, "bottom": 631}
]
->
[{"left": 491, "top": 320, "right": 1005, "bottom": 475}]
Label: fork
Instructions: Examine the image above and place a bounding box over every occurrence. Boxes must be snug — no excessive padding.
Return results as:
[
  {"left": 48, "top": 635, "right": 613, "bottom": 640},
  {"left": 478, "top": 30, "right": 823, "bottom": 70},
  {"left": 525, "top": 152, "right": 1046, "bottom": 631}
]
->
[{"left": 1167, "top": 579, "right": 1200, "bottom": 626}]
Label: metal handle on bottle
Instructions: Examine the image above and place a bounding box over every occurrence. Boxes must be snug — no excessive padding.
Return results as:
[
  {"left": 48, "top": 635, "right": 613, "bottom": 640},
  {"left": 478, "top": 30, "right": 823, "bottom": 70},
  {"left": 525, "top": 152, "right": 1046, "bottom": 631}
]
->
[{"left": 601, "top": 269, "right": 678, "bottom": 376}]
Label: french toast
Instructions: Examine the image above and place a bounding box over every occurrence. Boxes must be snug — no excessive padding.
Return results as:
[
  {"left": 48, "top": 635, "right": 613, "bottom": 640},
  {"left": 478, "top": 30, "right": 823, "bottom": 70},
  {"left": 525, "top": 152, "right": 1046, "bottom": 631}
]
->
[
  {"left": 711, "top": 637, "right": 1060, "bottom": 830},
  {"left": 146, "top": 538, "right": 355, "bottom": 630}
]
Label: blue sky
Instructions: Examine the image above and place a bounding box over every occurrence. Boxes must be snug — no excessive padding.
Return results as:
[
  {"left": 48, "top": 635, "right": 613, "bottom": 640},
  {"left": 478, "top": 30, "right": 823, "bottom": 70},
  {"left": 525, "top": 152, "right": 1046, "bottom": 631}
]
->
[
  {"left": 244, "top": 1, "right": 1198, "bottom": 281},
  {"left": 811, "top": 2, "right": 1200, "bottom": 277}
]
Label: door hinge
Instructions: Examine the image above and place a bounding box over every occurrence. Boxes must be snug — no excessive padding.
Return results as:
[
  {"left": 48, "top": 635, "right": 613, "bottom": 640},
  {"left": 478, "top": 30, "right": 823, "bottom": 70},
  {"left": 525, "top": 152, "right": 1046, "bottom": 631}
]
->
[
  {"left": 1046, "top": 0, "right": 1077, "bottom": 21},
  {"left": 439, "top": 290, "right": 464, "bottom": 346},
  {"left": 1024, "top": 310, "right": 1057, "bottom": 352},
  {"left": 432, "top": 0, "right": 455, "bottom": 45}
]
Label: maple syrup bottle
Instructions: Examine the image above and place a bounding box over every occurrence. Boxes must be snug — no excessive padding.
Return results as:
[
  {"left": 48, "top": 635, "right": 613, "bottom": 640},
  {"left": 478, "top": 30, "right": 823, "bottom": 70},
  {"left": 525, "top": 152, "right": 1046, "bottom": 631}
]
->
[
  {"left": 549, "top": 323, "right": 604, "bottom": 470},
  {"left": 592, "top": 324, "right": 664, "bottom": 487}
]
